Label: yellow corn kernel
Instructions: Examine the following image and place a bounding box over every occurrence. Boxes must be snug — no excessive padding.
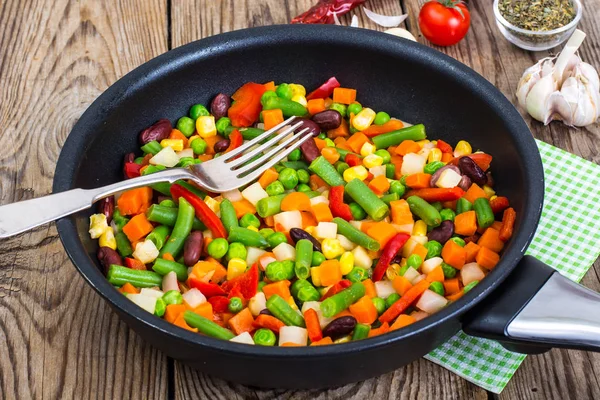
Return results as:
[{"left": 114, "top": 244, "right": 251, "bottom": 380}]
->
[
  {"left": 311, "top": 267, "right": 322, "bottom": 287},
  {"left": 227, "top": 258, "right": 247, "bottom": 280},
  {"left": 454, "top": 140, "right": 472, "bottom": 157},
  {"left": 304, "top": 226, "right": 316, "bottom": 236},
  {"left": 246, "top": 226, "right": 259, "bottom": 232},
  {"left": 334, "top": 335, "right": 352, "bottom": 344},
  {"left": 89, "top": 214, "right": 109, "bottom": 239},
  {"left": 322, "top": 238, "right": 345, "bottom": 259},
  {"left": 360, "top": 142, "right": 376, "bottom": 157},
  {"left": 286, "top": 296, "right": 299, "bottom": 310},
  {"left": 386, "top": 265, "right": 399, "bottom": 281},
  {"left": 483, "top": 185, "right": 496, "bottom": 197},
  {"left": 490, "top": 195, "right": 498, "bottom": 201},
  {"left": 428, "top": 148, "right": 442, "bottom": 163},
  {"left": 352, "top": 108, "right": 376, "bottom": 131},
  {"left": 430, "top": 140, "right": 437, "bottom": 146},
  {"left": 196, "top": 116, "right": 217, "bottom": 138},
  {"left": 343, "top": 166, "right": 368, "bottom": 182},
  {"left": 160, "top": 139, "right": 184, "bottom": 152},
  {"left": 400, "top": 258, "right": 407, "bottom": 267},
  {"left": 363, "top": 154, "right": 383, "bottom": 169},
  {"left": 412, "top": 220, "right": 428, "bottom": 236},
  {"left": 340, "top": 252, "right": 354, "bottom": 275},
  {"left": 416, "top": 139, "right": 430, "bottom": 148},
  {"left": 291, "top": 94, "right": 308, "bottom": 107},
  {"left": 204, "top": 196, "right": 221, "bottom": 215},
  {"left": 289, "top": 84, "right": 306, "bottom": 97},
  {"left": 99, "top": 229, "right": 117, "bottom": 250}
]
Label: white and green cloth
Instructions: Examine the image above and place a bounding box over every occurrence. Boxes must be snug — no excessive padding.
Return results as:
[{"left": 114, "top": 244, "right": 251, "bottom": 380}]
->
[{"left": 424, "top": 140, "right": 600, "bottom": 393}]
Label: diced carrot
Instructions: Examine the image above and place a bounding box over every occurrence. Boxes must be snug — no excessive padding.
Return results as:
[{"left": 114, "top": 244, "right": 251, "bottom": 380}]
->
[
  {"left": 368, "top": 322, "right": 390, "bottom": 337},
  {"left": 454, "top": 210, "right": 478, "bottom": 236},
  {"left": 379, "top": 280, "right": 430, "bottom": 323},
  {"left": 346, "top": 132, "right": 370, "bottom": 153},
  {"left": 367, "top": 222, "right": 397, "bottom": 248},
  {"left": 446, "top": 291, "right": 464, "bottom": 301},
  {"left": 262, "top": 108, "right": 284, "bottom": 130},
  {"left": 441, "top": 240, "right": 466, "bottom": 270},
  {"left": 303, "top": 308, "right": 323, "bottom": 342},
  {"left": 141, "top": 153, "right": 153, "bottom": 166},
  {"left": 281, "top": 342, "right": 303, "bottom": 347},
  {"left": 320, "top": 260, "right": 342, "bottom": 286},
  {"left": 463, "top": 183, "right": 488, "bottom": 204},
  {"left": 253, "top": 314, "right": 286, "bottom": 334},
  {"left": 301, "top": 211, "right": 317, "bottom": 228},
  {"left": 257, "top": 168, "right": 279, "bottom": 189},
  {"left": 491, "top": 221, "right": 503, "bottom": 231},
  {"left": 360, "top": 221, "right": 378, "bottom": 234},
  {"left": 118, "top": 282, "right": 139, "bottom": 295},
  {"left": 332, "top": 309, "right": 353, "bottom": 319},
  {"left": 309, "top": 174, "right": 329, "bottom": 191},
  {"left": 191, "top": 302, "right": 214, "bottom": 321},
  {"left": 411, "top": 243, "right": 428, "bottom": 262},
  {"left": 349, "top": 295, "right": 378, "bottom": 324},
  {"left": 392, "top": 275, "right": 413, "bottom": 296},
  {"left": 332, "top": 87, "right": 357, "bottom": 104},
  {"left": 362, "top": 119, "right": 404, "bottom": 137},
  {"left": 262, "top": 280, "right": 291, "bottom": 299},
  {"left": 499, "top": 207, "right": 516, "bottom": 242},
  {"left": 310, "top": 337, "right": 333, "bottom": 346},
  {"left": 436, "top": 139, "right": 453, "bottom": 153},
  {"left": 307, "top": 98, "right": 326, "bottom": 115},
  {"left": 203, "top": 135, "right": 223, "bottom": 155},
  {"left": 232, "top": 199, "right": 256, "bottom": 219},
  {"left": 390, "top": 199, "right": 414, "bottom": 225},
  {"left": 173, "top": 312, "right": 198, "bottom": 332},
  {"left": 197, "top": 154, "right": 213, "bottom": 162},
  {"left": 162, "top": 253, "right": 175, "bottom": 261},
  {"left": 443, "top": 278, "right": 461, "bottom": 295},
  {"left": 362, "top": 278, "right": 377, "bottom": 298},
  {"left": 405, "top": 173, "right": 432, "bottom": 189},
  {"left": 441, "top": 152, "right": 453, "bottom": 162},
  {"left": 328, "top": 118, "right": 349, "bottom": 138},
  {"left": 321, "top": 147, "right": 341, "bottom": 164},
  {"left": 264, "top": 215, "right": 274, "bottom": 227},
  {"left": 395, "top": 140, "right": 421, "bottom": 156},
  {"left": 263, "top": 81, "right": 276, "bottom": 92},
  {"left": 476, "top": 247, "right": 500, "bottom": 270},
  {"left": 169, "top": 129, "right": 189, "bottom": 148},
  {"left": 310, "top": 202, "right": 333, "bottom": 223},
  {"left": 390, "top": 314, "right": 416, "bottom": 331},
  {"left": 191, "top": 260, "right": 227, "bottom": 283},
  {"left": 117, "top": 187, "right": 153, "bottom": 216},
  {"left": 368, "top": 175, "right": 391, "bottom": 195},
  {"left": 227, "top": 308, "right": 255, "bottom": 335},
  {"left": 314, "top": 137, "right": 327, "bottom": 151},
  {"left": 281, "top": 192, "right": 311, "bottom": 212},
  {"left": 426, "top": 265, "right": 444, "bottom": 283},
  {"left": 477, "top": 228, "right": 504, "bottom": 253},
  {"left": 165, "top": 304, "right": 187, "bottom": 323},
  {"left": 122, "top": 213, "right": 154, "bottom": 243},
  {"left": 464, "top": 241, "right": 481, "bottom": 263}
]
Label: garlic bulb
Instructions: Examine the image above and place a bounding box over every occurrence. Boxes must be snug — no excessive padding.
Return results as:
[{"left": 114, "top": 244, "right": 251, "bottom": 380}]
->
[{"left": 516, "top": 30, "right": 600, "bottom": 127}]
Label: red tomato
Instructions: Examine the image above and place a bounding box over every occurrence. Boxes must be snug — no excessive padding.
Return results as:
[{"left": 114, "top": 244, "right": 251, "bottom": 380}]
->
[{"left": 418, "top": 1, "right": 470, "bottom": 46}]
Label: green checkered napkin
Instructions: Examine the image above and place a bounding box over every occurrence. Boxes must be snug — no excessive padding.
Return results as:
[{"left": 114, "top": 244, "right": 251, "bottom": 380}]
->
[{"left": 424, "top": 140, "right": 600, "bottom": 393}]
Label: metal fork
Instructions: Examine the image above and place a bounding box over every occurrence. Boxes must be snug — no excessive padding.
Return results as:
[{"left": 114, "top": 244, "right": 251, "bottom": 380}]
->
[{"left": 0, "top": 116, "right": 312, "bottom": 239}]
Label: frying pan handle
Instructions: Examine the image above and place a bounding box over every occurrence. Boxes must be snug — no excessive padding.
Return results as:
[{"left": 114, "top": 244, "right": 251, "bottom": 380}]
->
[{"left": 462, "top": 255, "right": 600, "bottom": 354}]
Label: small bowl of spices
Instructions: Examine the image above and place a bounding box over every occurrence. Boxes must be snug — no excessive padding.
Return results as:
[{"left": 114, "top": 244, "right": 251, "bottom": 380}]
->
[{"left": 493, "top": 0, "right": 582, "bottom": 51}]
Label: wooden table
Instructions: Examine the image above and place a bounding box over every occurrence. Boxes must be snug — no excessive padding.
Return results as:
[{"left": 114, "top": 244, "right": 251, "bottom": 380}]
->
[{"left": 1, "top": 0, "right": 599, "bottom": 398}]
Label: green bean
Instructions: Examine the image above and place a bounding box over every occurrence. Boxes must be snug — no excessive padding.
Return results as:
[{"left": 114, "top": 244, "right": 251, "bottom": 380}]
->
[
  {"left": 224, "top": 125, "right": 265, "bottom": 140},
  {"left": 107, "top": 265, "right": 163, "bottom": 288},
  {"left": 332, "top": 218, "right": 380, "bottom": 251},
  {"left": 281, "top": 161, "right": 310, "bottom": 170},
  {"left": 228, "top": 227, "right": 268, "bottom": 248},
  {"left": 267, "top": 232, "right": 287, "bottom": 248},
  {"left": 219, "top": 199, "right": 239, "bottom": 234},
  {"left": 254, "top": 328, "right": 277, "bottom": 346},
  {"left": 385, "top": 163, "right": 395, "bottom": 179},
  {"left": 146, "top": 225, "right": 171, "bottom": 250},
  {"left": 346, "top": 267, "right": 369, "bottom": 283},
  {"left": 352, "top": 323, "right": 371, "bottom": 340},
  {"left": 177, "top": 181, "right": 207, "bottom": 200},
  {"left": 163, "top": 290, "right": 183, "bottom": 305},
  {"left": 183, "top": 311, "right": 235, "bottom": 340},
  {"left": 152, "top": 258, "right": 188, "bottom": 281},
  {"left": 380, "top": 193, "right": 400, "bottom": 206},
  {"left": 256, "top": 195, "right": 286, "bottom": 218},
  {"left": 473, "top": 198, "right": 494, "bottom": 229},
  {"left": 308, "top": 156, "right": 345, "bottom": 187},
  {"left": 159, "top": 197, "right": 195, "bottom": 257},
  {"left": 262, "top": 96, "right": 308, "bottom": 117},
  {"left": 154, "top": 298, "right": 167, "bottom": 317},
  {"left": 141, "top": 140, "right": 162, "bottom": 155},
  {"left": 151, "top": 182, "right": 173, "bottom": 196},
  {"left": 146, "top": 204, "right": 205, "bottom": 231},
  {"left": 115, "top": 231, "right": 133, "bottom": 257},
  {"left": 239, "top": 213, "right": 260, "bottom": 229},
  {"left": 344, "top": 179, "right": 389, "bottom": 221},
  {"left": 304, "top": 191, "right": 321, "bottom": 199},
  {"left": 463, "top": 280, "right": 479, "bottom": 293},
  {"left": 372, "top": 124, "right": 427, "bottom": 149},
  {"left": 112, "top": 210, "right": 129, "bottom": 232},
  {"left": 349, "top": 202, "right": 367, "bottom": 220},
  {"left": 407, "top": 195, "right": 442, "bottom": 227},
  {"left": 265, "top": 260, "right": 295, "bottom": 281},
  {"left": 456, "top": 197, "right": 473, "bottom": 214},
  {"left": 294, "top": 239, "right": 313, "bottom": 279},
  {"left": 266, "top": 294, "right": 306, "bottom": 327},
  {"left": 291, "top": 279, "right": 320, "bottom": 303},
  {"left": 320, "top": 283, "right": 366, "bottom": 318}
]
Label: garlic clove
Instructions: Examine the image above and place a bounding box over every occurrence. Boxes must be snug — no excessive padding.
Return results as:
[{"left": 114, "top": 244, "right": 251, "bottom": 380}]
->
[
  {"left": 517, "top": 64, "right": 543, "bottom": 108},
  {"left": 525, "top": 74, "right": 556, "bottom": 123},
  {"left": 580, "top": 62, "right": 600, "bottom": 92},
  {"left": 546, "top": 91, "right": 573, "bottom": 125}
]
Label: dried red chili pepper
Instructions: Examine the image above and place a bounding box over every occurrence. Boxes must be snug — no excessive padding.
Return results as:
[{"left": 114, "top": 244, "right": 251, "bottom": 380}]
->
[{"left": 291, "top": 0, "right": 365, "bottom": 25}]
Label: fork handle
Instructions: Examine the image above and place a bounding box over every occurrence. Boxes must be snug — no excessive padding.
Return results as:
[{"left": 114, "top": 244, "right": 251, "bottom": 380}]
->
[{"left": 0, "top": 168, "right": 193, "bottom": 239}]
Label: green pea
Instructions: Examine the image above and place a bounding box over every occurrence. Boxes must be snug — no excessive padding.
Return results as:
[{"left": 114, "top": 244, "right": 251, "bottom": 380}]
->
[
  {"left": 163, "top": 290, "right": 183, "bottom": 305},
  {"left": 372, "top": 297, "right": 386, "bottom": 315},
  {"left": 385, "top": 163, "right": 396, "bottom": 179},
  {"left": 159, "top": 199, "right": 177, "bottom": 208},
  {"left": 440, "top": 209, "right": 456, "bottom": 222},
  {"left": 398, "top": 265, "right": 411, "bottom": 276},
  {"left": 349, "top": 202, "right": 367, "bottom": 220},
  {"left": 260, "top": 90, "right": 277, "bottom": 106},
  {"left": 189, "top": 104, "right": 210, "bottom": 119},
  {"left": 385, "top": 293, "right": 401, "bottom": 308},
  {"left": 288, "top": 148, "right": 302, "bottom": 161},
  {"left": 191, "top": 138, "right": 207, "bottom": 155},
  {"left": 431, "top": 201, "right": 443, "bottom": 212},
  {"left": 267, "top": 232, "right": 287, "bottom": 248},
  {"left": 266, "top": 181, "right": 285, "bottom": 196},
  {"left": 374, "top": 149, "right": 391, "bottom": 164},
  {"left": 297, "top": 183, "right": 311, "bottom": 192},
  {"left": 407, "top": 254, "right": 423, "bottom": 269},
  {"left": 227, "top": 242, "right": 247, "bottom": 260},
  {"left": 441, "top": 262, "right": 457, "bottom": 279},
  {"left": 278, "top": 168, "right": 299, "bottom": 190},
  {"left": 400, "top": 175, "right": 408, "bottom": 186},
  {"left": 216, "top": 117, "right": 231, "bottom": 134},
  {"left": 312, "top": 251, "right": 325, "bottom": 266},
  {"left": 347, "top": 102, "right": 362, "bottom": 117},
  {"left": 424, "top": 240, "right": 442, "bottom": 259},
  {"left": 207, "top": 238, "right": 229, "bottom": 259},
  {"left": 240, "top": 213, "right": 260, "bottom": 229},
  {"left": 254, "top": 328, "right": 276, "bottom": 346},
  {"left": 275, "top": 83, "right": 293, "bottom": 100},
  {"left": 155, "top": 298, "right": 167, "bottom": 317},
  {"left": 177, "top": 116, "right": 196, "bottom": 137},
  {"left": 324, "top": 138, "right": 335, "bottom": 147},
  {"left": 297, "top": 169, "right": 310, "bottom": 184},
  {"left": 389, "top": 181, "right": 406, "bottom": 197},
  {"left": 259, "top": 228, "right": 275, "bottom": 239},
  {"left": 463, "top": 280, "right": 479, "bottom": 293},
  {"left": 374, "top": 111, "right": 391, "bottom": 126},
  {"left": 449, "top": 237, "right": 465, "bottom": 247},
  {"left": 317, "top": 133, "right": 327, "bottom": 140},
  {"left": 424, "top": 161, "right": 445, "bottom": 175},
  {"left": 329, "top": 102, "right": 347, "bottom": 116},
  {"left": 336, "top": 162, "right": 350, "bottom": 176},
  {"left": 429, "top": 281, "right": 445, "bottom": 296},
  {"left": 228, "top": 297, "right": 244, "bottom": 313},
  {"left": 346, "top": 267, "right": 369, "bottom": 283}
]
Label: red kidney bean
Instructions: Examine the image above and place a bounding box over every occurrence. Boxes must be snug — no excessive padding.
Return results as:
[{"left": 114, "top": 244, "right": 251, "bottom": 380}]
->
[
  {"left": 322, "top": 316, "right": 357, "bottom": 339},
  {"left": 459, "top": 156, "right": 487, "bottom": 186},
  {"left": 299, "top": 137, "right": 320, "bottom": 163},
  {"left": 311, "top": 110, "right": 342, "bottom": 131},
  {"left": 259, "top": 309, "right": 273, "bottom": 316},
  {"left": 427, "top": 220, "right": 454, "bottom": 244},
  {"left": 98, "top": 196, "right": 115, "bottom": 224},
  {"left": 97, "top": 246, "right": 122, "bottom": 274},
  {"left": 289, "top": 228, "right": 322, "bottom": 252},
  {"left": 183, "top": 231, "right": 204, "bottom": 266},
  {"left": 214, "top": 139, "right": 230, "bottom": 153},
  {"left": 295, "top": 118, "right": 321, "bottom": 137},
  {"left": 486, "top": 172, "right": 494, "bottom": 187},
  {"left": 464, "top": 233, "right": 481, "bottom": 244},
  {"left": 210, "top": 93, "right": 231, "bottom": 119},
  {"left": 139, "top": 119, "right": 172, "bottom": 144},
  {"left": 430, "top": 165, "right": 461, "bottom": 187},
  {"left": 457, "top": 175, "right": 472, "bottom": 191}
]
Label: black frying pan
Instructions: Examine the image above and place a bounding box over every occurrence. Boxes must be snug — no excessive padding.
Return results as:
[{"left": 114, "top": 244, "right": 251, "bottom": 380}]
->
[{"left": 52, "top": 25, "right": 600, "bottom": 388}]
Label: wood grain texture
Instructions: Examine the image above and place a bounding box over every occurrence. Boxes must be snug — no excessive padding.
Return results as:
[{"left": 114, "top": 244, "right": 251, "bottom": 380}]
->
[{"left": 0, "top": 0, "right": 169, "bottom": 398}]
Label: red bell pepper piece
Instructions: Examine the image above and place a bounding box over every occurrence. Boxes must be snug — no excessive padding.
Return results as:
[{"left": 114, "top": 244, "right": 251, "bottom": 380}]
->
[
  {"left": 372, "top": 233, "right": 410, "bottom": 282},
  {"left": 227, "top": 83, "right": 266, "bottom": 127},
  {"left": 208, "top": 296, "right": 230, "bottom": 313},
  {"left": 170, "top": 184, "right": 227, "bottom": 238},
  {"left": 404, "top": 187, "right": 465, "bottom": 203},
  {"left": 379, "top": 279, "right": 430, "bottom": 323},
  {"left": 188, "top": 278, "right": 227, "bottom": 297},
  {"left": 221, "top": 263, "right": 259, "bottom": 300},
  {"left": 436, "top": 139, "right": 453, "bottom": 154},
  {"left": 345, "top": 153, "right": 362, "bottom": 167},
  {"left": 329, "top": 186, "right": 353, "bottom": 221},
  {"left": 306, "top": 77, "right": 341, "bottom": 100},
  {"left": 125, "top": 257, "right": 146, "bottom": 270},
  {"left": 124, "top": 162, "right": 142, "bottom": 179},
  {"left": 490, "top": 196, "right": 510, "bottom": 214},
  {"left": 225, "top": 129, "right": 243, "bottom": 153},
  {"left": 450, "top": 153, "right": 493, "bottom": 171},
  {"left": 320, "top": 279, "right": 351, "bottom": 301}
]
